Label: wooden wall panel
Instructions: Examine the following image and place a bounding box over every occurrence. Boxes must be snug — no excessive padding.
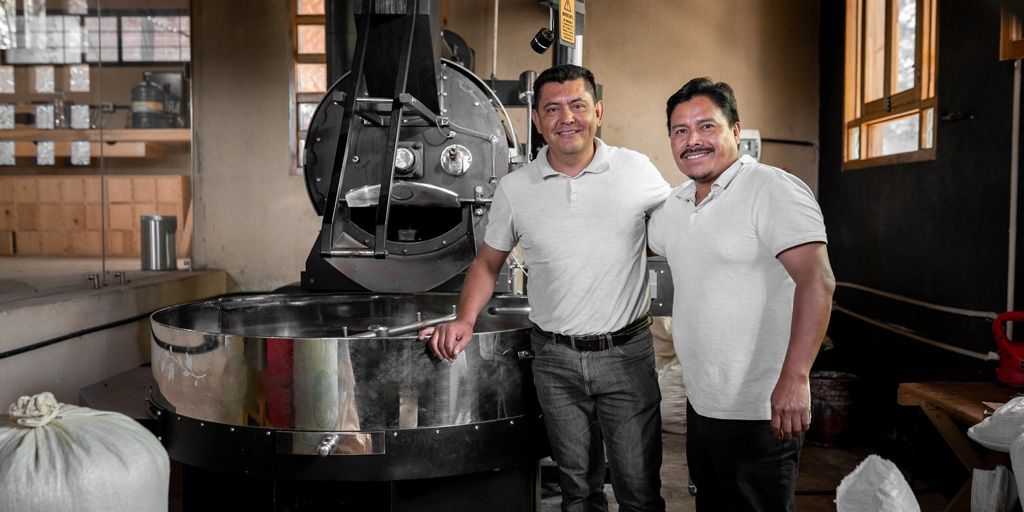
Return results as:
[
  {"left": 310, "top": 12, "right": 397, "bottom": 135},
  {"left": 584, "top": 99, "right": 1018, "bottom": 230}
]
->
[{"left": 0, "top": 175, "right": 191, "bottom": 257}]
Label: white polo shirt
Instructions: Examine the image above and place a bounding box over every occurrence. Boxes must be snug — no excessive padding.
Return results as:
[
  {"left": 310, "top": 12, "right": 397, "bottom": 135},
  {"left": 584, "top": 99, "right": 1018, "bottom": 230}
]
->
[
  {"left": 485, "top": 138, "right": 671, "bottom": 335},
  {"left": 648, "top": 155, "right": 827, "bottom": 420}
]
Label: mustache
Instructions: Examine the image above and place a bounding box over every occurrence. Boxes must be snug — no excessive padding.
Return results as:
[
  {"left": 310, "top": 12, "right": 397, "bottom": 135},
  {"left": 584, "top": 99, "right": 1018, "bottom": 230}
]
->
[{"left": 680, "top": 146, "right": 713, "bottom": 158}]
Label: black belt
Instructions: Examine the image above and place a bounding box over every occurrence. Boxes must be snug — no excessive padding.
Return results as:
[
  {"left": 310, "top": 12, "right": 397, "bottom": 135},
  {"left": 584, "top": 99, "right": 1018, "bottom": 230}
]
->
[{"left": 535, "top": 314, "right": 653, "bottom": 352}]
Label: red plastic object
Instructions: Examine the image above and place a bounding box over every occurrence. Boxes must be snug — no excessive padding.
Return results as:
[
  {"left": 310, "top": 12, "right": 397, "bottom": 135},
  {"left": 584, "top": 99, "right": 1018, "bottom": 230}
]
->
[{"left": 994, "top": 312, "right": 1024, "bottom": 387}]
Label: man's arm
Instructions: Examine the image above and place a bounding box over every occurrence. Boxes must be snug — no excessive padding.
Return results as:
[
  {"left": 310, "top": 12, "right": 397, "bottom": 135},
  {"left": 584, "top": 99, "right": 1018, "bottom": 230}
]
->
[
  {"left": 418, "top": 243, "right": 511, "bottom": 362},
  {"left": 771, "top": 241, "right": 836, "bottom": 439}
]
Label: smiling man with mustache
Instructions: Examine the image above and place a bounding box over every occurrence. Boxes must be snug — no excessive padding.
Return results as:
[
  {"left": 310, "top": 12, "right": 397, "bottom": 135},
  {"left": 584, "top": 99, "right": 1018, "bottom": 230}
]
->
[{"left": 648, "top": 78, "right": 836, "bottom": 512}]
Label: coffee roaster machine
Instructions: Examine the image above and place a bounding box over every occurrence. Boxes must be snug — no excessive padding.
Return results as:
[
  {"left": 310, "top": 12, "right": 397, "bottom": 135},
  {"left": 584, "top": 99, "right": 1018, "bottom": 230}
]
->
[{"left": 146, "top": 1, "right": 567, "bottom": 510}]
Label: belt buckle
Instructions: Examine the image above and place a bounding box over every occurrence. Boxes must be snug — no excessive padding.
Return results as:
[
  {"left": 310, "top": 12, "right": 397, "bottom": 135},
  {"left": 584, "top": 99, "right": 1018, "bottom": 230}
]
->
[
  {"left": 569, "top": 335, "right": 581, "bottom": 351},
  {"left": 569, "top": 334, "right": 607, "bottom": 351}
]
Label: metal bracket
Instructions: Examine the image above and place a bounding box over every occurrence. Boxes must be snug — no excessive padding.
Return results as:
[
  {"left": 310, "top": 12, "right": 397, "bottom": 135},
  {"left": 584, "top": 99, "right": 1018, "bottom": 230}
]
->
[{"left": 275, "top": 430, "right": 385, "bottom": 456}]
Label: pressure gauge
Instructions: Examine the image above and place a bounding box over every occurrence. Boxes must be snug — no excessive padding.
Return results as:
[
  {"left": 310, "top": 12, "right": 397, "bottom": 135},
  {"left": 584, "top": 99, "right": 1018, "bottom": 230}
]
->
[{"left": 395, "top": 147, "right": 416, "bottom": 174}]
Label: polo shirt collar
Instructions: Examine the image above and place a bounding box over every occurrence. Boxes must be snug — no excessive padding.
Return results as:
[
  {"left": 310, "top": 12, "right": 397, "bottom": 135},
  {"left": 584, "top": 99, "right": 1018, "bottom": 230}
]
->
[
  {"left": 536, "top": 138, "right": 610, "bottom": 179},
  {"left": 676, "top": 154, "right": 755, "bottom": 203}
]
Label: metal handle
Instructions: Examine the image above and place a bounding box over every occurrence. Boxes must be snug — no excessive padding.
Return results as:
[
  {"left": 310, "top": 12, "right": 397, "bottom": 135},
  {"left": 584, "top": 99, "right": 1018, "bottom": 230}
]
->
[
  {"left": 318, "top": 435, "right": 340, "bottom": 457},
  {"left": 350, "top": 306, "right": 458, "bottom": 338},
  {"left": 487, "top": 307, "right": 531, "bottom": 315}
]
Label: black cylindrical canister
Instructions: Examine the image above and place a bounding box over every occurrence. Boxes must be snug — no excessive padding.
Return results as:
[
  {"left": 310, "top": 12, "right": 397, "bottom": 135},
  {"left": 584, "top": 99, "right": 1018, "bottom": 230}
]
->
[{"left": 131, "top": 72, "right": 169, "bottom": 129}]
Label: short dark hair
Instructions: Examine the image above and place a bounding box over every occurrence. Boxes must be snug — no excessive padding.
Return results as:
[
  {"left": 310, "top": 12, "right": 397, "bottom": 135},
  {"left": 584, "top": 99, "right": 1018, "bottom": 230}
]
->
[
  {"left": 532, "top": 64, "right": 598, "bottom": 111},
  {"left": 665, "top": 78, "right": 740, "bottom": 134}
]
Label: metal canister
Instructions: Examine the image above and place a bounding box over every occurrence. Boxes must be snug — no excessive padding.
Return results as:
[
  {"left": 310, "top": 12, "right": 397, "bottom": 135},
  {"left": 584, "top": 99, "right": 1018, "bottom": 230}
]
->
[{"left": 140, "top": 215, "right": 177, "bottom": 270}]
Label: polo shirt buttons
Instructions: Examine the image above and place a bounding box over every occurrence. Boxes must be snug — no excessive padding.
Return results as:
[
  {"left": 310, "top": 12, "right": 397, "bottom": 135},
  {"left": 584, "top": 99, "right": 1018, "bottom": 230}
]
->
[{"left": 569, "top": 181, "right": 580, "bottom": 208}]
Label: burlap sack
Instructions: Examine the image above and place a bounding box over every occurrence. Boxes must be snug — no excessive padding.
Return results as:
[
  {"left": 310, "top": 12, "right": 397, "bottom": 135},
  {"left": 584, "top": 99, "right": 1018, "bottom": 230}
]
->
[
  {"left": 835, "top": 455, "right": 920, "bottom": 512},
  {"left": 969, "top": 396, "right": 1024, "bottom": 453},
  {"left": 0, "top": 392, "right": 169, "bottom": 512},
  {"left": 658, "top": 356, "right": 687, "bottom": 434}
]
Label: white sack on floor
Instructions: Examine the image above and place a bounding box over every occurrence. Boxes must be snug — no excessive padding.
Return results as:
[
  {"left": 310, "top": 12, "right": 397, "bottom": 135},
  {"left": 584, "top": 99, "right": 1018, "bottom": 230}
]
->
[
  {"left": 1008, "top": 433, "right": 1024, "bottom": 511},
  {"left": 968, "top": 396, "right": 1024, "bottom": 452},
  {"left": 835, "top": 454, "right": 920, "bottom": 512},
  {"left": 651, "top": 316, "right": 675, "bottom": 371},
  {"left": 658, "top": 356, "right": 686, "bottom": 434},
  {"left": 0, "top": 392, "right": 170, "bottom": 512},
  {"left": 971, "top": 465, "right": 1018, "bottom": 512}
]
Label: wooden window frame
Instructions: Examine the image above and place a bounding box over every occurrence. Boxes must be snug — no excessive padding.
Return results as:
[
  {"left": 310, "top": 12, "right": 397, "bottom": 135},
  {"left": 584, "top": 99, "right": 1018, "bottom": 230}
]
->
[
  {"left": 844, "top": 0, "right": 937, "bottom": 170},
  {"left": 1002, "top": 7, "right": 1024, "bottom": 61},
  {"left": 291, "top": 3, "right": 325, "bottom": 175}
]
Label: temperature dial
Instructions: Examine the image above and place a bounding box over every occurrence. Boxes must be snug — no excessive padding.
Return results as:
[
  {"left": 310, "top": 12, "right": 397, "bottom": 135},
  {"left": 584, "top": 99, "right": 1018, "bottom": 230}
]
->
[{"left": 441, "top": 144, "right": 472, "bottom": 176}]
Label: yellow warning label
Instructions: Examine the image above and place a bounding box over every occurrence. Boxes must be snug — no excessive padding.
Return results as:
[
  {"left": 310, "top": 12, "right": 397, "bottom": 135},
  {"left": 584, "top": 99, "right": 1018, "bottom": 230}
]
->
[
  {"left": 132, "top": 101, "right": 164, "bottom": 113},
  {"left": 559, "top": 0, "right": 575, "bottom": 47}
]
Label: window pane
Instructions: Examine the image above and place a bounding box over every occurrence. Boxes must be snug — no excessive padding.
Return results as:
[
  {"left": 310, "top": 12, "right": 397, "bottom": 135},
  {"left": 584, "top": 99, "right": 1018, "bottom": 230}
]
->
[
  {"left": 924, "top": 108, "right": 934, "bottom": 149},
  {"left": 296, "top": 63, "right": 325, "bottom": 93},
  {"left": 298, "top": 101, "right": 317, "bottom": 131},
  {"left": 895, "top": 0, "right": 916, "bottom": 93},
  {"left": 298, "top": 0, "right": 324, "bottom": 15},
  {"left": 864, "top": 0, "right": 886, "bottom": 102},
  {"left": 869, "top": 113, "right": 919, "bottom": 157},
  {"left": 122, "top": 16, "right": 191, "bottom": 63},
  {"left": 297, "top": 25, "right": 324, "bottom": 54},
  {"left": 850, "top": 126, "right": 861, "bottom": 160}
]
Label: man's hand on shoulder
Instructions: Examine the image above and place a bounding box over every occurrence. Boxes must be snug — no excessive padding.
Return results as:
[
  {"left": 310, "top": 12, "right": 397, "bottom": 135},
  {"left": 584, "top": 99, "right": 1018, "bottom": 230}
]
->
[{"left": 419, "top": 319, "right": 475, "bottom": 362}]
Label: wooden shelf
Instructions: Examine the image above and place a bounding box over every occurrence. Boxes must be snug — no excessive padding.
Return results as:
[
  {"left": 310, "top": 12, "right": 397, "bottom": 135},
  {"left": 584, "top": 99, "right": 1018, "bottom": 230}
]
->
[{"left": 0, "top": 128, "right": 189, "bottom": 159}]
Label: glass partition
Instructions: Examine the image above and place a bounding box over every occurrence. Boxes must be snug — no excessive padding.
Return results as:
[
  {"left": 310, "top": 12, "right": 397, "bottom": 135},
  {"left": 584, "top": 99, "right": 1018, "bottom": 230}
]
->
[{"left": 0, "top": 0, "right": 191, "bottom": 305}]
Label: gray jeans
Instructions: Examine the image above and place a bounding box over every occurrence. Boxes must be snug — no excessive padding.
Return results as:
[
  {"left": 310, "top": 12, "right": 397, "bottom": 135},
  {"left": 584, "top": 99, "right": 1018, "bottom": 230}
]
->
[{"left": 530, "top": 327, "right": 665, "bottom": 512}]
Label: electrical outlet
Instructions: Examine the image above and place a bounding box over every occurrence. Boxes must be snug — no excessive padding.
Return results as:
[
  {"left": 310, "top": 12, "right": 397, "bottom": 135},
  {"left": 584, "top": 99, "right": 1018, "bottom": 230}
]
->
[{"left": 101, "top": 102, "right": 115, "bottom": 112}]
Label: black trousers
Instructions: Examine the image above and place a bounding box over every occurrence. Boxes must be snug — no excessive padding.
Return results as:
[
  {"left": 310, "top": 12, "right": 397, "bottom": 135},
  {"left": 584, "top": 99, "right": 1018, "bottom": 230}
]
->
[{"left": 686, "top": 402, "right": 802, "bottom": 512}]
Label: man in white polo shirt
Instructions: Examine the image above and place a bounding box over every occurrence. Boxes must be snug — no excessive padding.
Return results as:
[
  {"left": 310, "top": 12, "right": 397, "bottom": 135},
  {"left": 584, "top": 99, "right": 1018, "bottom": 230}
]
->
[
  {"left": 647, "top": 77, "right": 836, "bottom": 511},
  {"left": 420, "top": 64, "right": 670, "bottom": 511}
]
